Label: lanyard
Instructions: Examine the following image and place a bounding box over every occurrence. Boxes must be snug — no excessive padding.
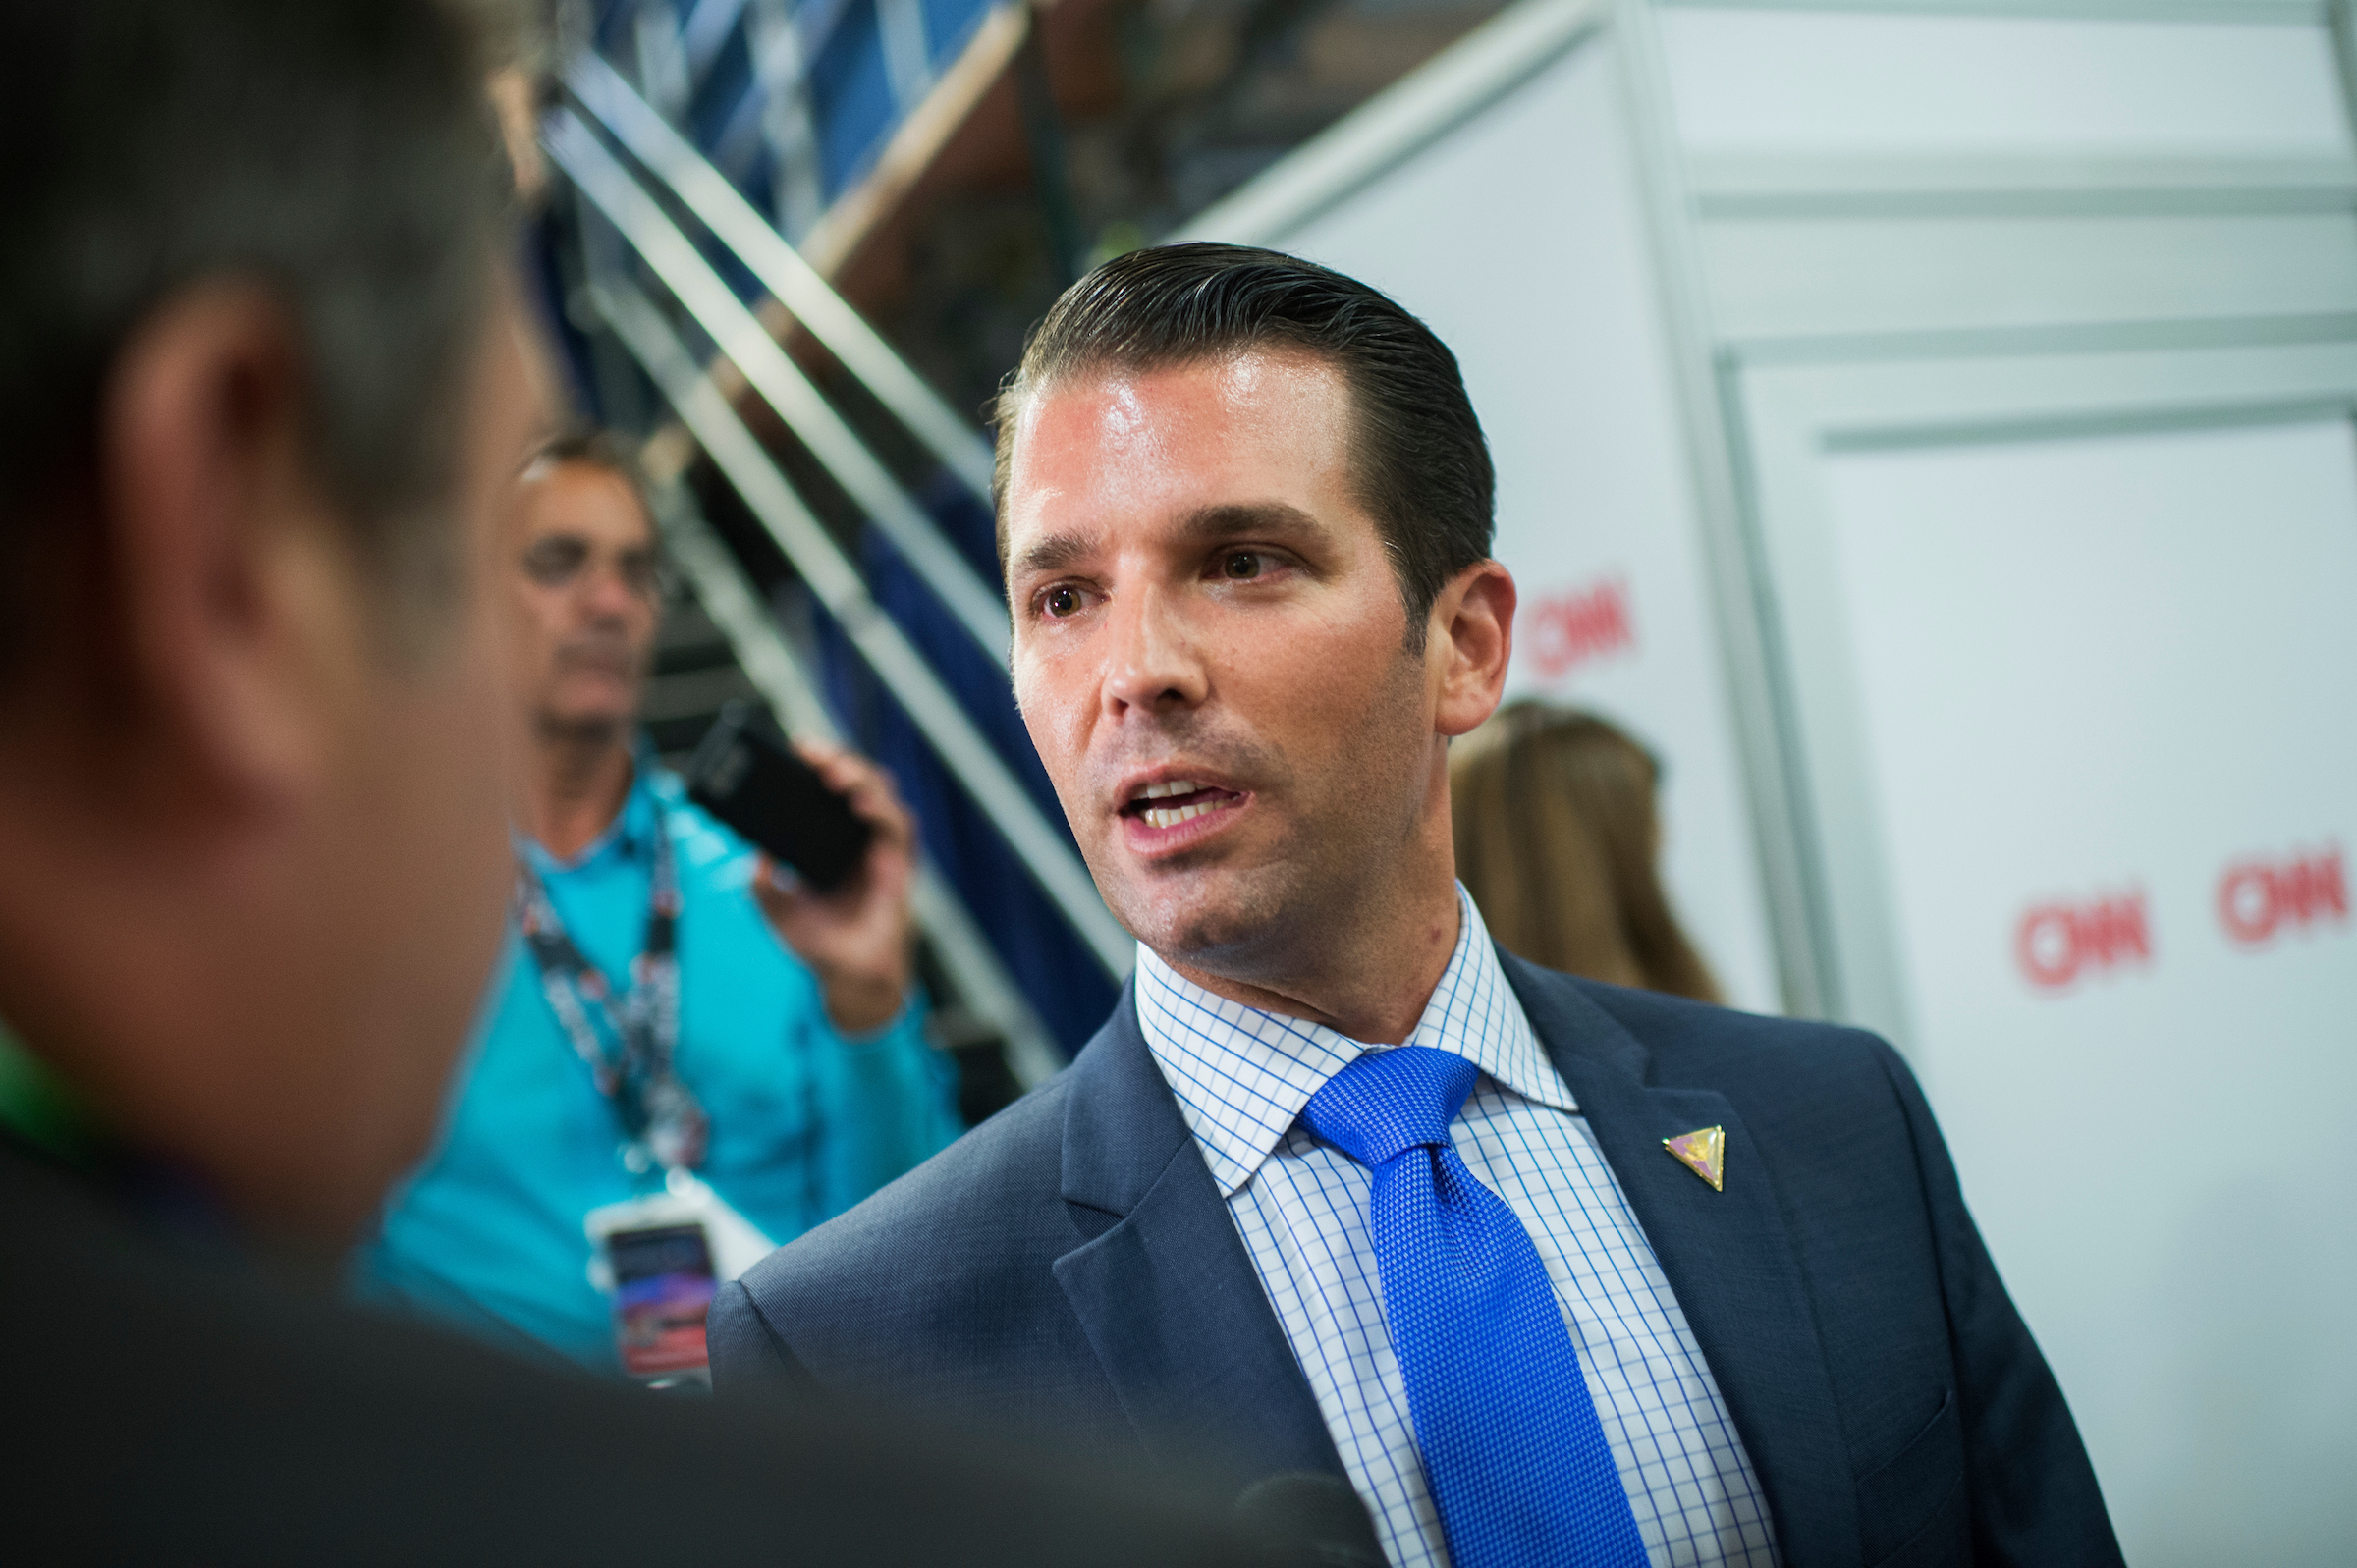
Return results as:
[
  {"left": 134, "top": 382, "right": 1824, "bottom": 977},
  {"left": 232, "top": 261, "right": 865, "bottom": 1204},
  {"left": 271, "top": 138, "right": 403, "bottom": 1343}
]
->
[{"left": 514, "top": 807, "right": 709, "bottom": 1174}]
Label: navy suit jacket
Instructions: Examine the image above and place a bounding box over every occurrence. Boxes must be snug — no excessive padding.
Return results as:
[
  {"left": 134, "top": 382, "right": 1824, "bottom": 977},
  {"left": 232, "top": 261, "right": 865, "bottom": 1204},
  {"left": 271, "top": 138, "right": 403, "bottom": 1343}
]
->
[{"left": 712, "top": 951, "right": 2121, "bottom": 1567}]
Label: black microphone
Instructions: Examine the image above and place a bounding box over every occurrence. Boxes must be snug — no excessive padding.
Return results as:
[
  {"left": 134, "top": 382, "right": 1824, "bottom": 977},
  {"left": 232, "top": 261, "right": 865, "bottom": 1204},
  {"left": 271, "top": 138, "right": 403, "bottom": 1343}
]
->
[{"left": 1233, "top": 1472, "right": 1386, "bottom": 1567}]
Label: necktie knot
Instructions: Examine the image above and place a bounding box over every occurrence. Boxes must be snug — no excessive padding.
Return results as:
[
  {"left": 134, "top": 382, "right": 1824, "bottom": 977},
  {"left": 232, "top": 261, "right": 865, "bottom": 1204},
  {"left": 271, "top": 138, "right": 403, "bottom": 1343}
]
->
[{"left": 1300, "top": 1046, "right": 1480, "bottom": 1168}]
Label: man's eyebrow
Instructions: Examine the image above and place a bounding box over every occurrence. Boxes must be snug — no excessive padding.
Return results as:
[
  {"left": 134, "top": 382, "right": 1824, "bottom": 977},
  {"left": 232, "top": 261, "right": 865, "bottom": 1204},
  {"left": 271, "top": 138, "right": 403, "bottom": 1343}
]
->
[
  {"left": 1010, "top": 530, "right": 1099, "bottom": 580},
  {"left": 1008, "top": 503, "right": 1333, "bottom": 580},
  {"left": 1176, "top": 502, "right": 1333, "bottom": 550}
]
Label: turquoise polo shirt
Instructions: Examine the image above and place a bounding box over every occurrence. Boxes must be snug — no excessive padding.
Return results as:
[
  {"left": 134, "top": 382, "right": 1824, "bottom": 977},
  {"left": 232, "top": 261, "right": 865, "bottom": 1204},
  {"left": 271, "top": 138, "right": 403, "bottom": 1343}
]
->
[{"left": 356, "top": 753, "right": 959, "bottom": 1372}]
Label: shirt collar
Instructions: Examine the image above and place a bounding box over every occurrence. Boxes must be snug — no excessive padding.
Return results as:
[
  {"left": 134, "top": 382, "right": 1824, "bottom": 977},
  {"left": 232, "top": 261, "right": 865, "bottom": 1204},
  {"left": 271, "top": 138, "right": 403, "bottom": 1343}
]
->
[
  {"left": 0, "top": 1018, "right": 227, "bottom": 1246},
  {"left": 1134, "top": 887, "right": 1575, "bottom": 1198},
  {"left": 0, "top": 1014, "right": 110, "bottom": 1171}
]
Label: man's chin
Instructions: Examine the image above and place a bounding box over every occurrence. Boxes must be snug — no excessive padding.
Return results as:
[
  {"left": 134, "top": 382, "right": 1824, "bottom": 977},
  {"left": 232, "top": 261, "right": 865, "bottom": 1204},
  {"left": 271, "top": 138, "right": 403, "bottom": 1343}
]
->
[
  {"left": 536, "top": 697, "right": 640, "bottom": 739},
  {"left": 1112, "top": 863, "right": 1296, "bottom": 976}
]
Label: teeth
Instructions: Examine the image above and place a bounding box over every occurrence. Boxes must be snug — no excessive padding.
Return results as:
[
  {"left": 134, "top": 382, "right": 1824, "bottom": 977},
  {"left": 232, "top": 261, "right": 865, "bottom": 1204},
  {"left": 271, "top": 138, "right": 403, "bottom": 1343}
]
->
[
  {"left": 1139, "top": 780, "right": 1199, "bottom": 800},
  {"left": 1142, "top": 801, "right": 1223, "bottom": 830}
]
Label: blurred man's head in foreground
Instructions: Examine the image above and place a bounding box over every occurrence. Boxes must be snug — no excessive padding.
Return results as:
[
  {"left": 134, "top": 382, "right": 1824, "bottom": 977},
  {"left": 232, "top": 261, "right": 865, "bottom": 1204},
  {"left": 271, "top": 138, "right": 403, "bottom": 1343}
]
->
[
  {"left": 0, "top": 0, "right": 541, "bottom": 1244},
  {"left": 507, "top": 432, "right": 663, "bottom": 747}
]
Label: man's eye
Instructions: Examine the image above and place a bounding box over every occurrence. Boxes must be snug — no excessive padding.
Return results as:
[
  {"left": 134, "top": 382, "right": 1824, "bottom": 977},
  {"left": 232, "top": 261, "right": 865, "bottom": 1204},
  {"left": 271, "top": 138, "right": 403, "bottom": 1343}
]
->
[
  {"left": 1221, "top": 551, "right": 1263, "bottom": 580},
  {"left": 619, "top": 553, "right": 666, "bottom": 599},
  {"left": 1042, "top": 585, "right": 1084, "bottom": 619},
  {"left": 522, "top": 540, "right": 587, "bottom": 585}
]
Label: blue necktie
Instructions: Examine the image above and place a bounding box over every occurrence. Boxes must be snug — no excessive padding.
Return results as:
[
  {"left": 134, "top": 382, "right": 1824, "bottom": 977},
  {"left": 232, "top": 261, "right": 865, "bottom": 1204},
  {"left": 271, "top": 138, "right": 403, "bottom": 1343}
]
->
[{"left": 1300, "top": 1046, "right": 1650, "bottom": 1568}]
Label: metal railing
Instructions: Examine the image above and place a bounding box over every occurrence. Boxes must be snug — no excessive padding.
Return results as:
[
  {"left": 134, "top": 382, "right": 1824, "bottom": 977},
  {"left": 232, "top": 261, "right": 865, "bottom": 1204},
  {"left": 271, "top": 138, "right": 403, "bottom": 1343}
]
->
[
  {"left": 543, "top": 27, "right": 1134, "bottom": 1094},
  {"left": 570, "top": 54, "right": 998, "bottom": 504},
  {"left": 576, "top": 269, "right": 1134, "bottom": 981},
  {"left": 546, "top": 107, "right": 1014, "bottom": 666},
  {"left": 651, "top": 484, "right": 1066, "bottom": 1087}
]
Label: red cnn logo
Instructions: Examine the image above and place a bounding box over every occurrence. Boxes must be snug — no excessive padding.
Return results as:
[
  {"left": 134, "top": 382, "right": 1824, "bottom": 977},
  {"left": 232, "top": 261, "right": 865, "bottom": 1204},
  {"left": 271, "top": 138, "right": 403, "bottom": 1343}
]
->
[
  {"left": 2016, "top": 892, "right": 2151, "bottom": 992},
  {"left": 2217, "top": 843, "right": 2347, "bottom": 946},
  {"left": 1528, "top": 575, "right": 1634, "bottom": 681}
]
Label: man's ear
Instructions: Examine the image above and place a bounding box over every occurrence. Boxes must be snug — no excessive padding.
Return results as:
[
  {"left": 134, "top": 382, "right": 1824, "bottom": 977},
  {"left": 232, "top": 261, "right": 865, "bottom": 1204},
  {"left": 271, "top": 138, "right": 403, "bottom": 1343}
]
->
[
  {"left": 1430, "top": 559, "right": 1516, "bottom": 739},
  {"left": 98, "top": 279, "right": 352, "bottom": 820}
]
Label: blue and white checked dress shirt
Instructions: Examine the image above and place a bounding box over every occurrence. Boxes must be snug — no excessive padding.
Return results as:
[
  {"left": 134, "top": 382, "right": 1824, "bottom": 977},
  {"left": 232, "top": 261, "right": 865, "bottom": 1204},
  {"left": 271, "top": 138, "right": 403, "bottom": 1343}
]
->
[{"left": 1134, "top": 889, "right": 1781, "bottom": 1568}]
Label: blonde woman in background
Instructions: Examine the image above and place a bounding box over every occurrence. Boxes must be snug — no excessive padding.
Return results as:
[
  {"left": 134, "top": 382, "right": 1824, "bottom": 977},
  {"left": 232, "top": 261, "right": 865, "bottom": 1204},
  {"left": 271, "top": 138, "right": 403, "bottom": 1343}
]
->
[{"left": 1452, "top": 701, "right": 1722, "bottom": 1003}]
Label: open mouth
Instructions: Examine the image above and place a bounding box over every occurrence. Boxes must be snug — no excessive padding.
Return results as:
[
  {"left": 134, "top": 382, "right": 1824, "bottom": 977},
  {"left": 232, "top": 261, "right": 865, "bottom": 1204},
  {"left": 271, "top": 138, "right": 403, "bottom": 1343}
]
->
[{"left": 1120, "top": 779, "right": 1245, "bottom": 831}]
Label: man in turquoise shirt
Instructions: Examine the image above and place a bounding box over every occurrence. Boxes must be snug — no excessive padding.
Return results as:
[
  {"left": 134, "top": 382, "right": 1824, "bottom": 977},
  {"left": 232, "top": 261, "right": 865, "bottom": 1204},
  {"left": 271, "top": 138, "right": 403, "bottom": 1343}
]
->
[{"left": 360, "top": 430, "right": 959, "bottom": 1372}]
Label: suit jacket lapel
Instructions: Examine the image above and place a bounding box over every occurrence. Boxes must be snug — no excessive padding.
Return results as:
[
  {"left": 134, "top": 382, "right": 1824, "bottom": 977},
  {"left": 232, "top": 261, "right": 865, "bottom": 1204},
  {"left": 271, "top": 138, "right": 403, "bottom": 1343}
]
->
[
  {"left": 1499, "top": 949, "right": 1861, "bottom": 1567},
  {"left": 1051, "top": 989, "right": 1344, "bottom": 1481}
]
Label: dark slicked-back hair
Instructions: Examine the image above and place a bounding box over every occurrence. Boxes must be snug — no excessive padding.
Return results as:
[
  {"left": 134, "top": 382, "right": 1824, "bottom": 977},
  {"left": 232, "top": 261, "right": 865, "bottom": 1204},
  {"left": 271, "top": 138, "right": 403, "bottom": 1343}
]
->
[
  {"left": 993, "top": 243, "right": 1495, "bottom": 647},
  {"left": 0, "top": 0, "right": 502, "bottom": 671}
]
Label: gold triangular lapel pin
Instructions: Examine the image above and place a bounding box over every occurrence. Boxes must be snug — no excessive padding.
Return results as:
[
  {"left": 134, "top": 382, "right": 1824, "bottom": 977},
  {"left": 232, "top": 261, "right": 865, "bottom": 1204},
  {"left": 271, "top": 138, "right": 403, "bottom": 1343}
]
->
[{"left": 1664, "top": 1126, "right": 1726, "bottom": 1191}]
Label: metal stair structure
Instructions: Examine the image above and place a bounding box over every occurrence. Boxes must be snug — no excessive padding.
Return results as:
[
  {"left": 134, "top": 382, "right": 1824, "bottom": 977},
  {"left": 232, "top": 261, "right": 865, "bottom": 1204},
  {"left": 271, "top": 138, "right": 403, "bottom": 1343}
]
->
[{"left": 539, "top": 1, "right": 1130, "bottom": 1119}]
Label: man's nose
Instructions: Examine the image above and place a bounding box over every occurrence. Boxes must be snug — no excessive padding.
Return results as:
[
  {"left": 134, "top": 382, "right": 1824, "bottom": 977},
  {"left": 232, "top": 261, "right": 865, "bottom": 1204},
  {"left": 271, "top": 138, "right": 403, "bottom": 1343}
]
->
[
  {"left": 577, "top": 559, "right": 650, "bottom": 623},
  {"left": 1101, "top": 583, "right": 1207, "bottom": 717}
]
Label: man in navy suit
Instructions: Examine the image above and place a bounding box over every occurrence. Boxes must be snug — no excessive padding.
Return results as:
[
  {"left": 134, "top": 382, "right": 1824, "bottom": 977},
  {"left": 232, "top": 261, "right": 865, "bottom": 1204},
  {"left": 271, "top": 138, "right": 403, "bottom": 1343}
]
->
[{"left": 711, "top": 244, "right": 2121, "bottom": 1567}]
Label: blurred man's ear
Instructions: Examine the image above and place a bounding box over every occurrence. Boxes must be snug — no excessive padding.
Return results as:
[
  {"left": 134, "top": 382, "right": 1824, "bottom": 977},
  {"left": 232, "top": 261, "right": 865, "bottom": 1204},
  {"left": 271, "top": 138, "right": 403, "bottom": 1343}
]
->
[{"left": 91, "top": 280, "right": 370, "bottom": 827}]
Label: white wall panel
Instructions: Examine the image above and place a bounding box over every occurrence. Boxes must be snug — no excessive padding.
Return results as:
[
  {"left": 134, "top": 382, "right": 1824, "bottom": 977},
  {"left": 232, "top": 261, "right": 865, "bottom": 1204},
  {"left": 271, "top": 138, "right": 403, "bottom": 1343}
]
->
[
  {"left": 1703, "top": 210, "right": 2357, "bottom": 341},
  {"left": 1819, "top": 417, "right": 2357, "bottom": 1564},
  {"left": 1660, "top": 8, "right": 2353, "bottom": 156}
]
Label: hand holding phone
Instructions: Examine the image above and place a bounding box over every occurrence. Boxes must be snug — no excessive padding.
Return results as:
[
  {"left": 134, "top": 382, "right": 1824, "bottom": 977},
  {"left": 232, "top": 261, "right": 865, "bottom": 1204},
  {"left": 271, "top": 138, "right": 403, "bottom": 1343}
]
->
[
  {"left": 684, "top": 703, "right": 872, "bottom": 891},
  {"left": 684, "top": 705, "right": 915, "bottom": 1033}
]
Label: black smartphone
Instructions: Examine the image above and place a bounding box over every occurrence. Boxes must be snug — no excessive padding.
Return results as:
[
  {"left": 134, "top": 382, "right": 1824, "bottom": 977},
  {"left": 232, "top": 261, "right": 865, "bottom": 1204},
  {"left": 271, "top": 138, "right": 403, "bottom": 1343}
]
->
[{"left": 682, "top": 703, "right": 873, "bottom": 892}]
